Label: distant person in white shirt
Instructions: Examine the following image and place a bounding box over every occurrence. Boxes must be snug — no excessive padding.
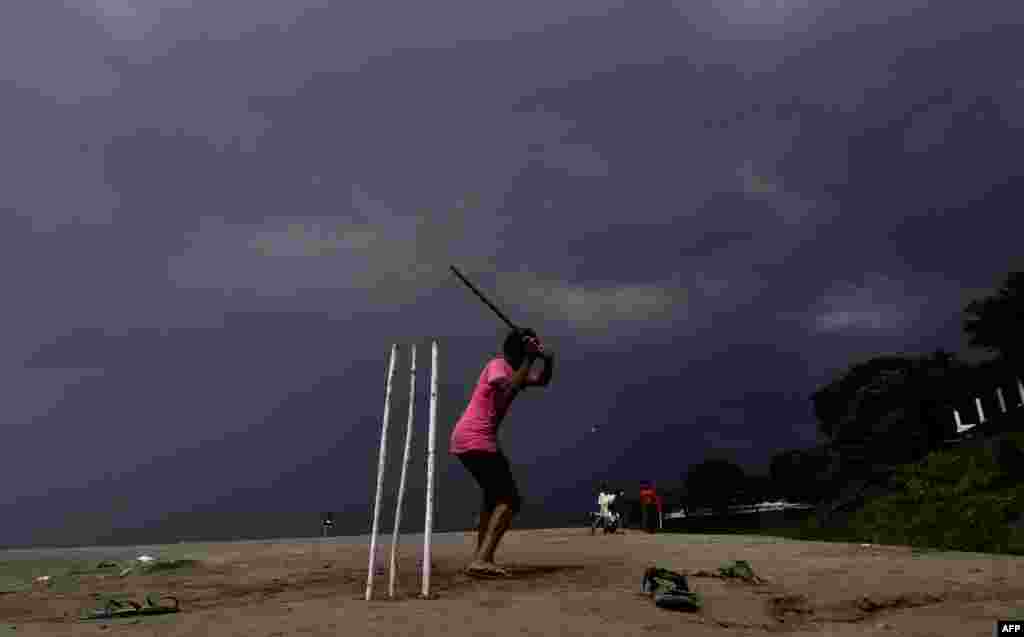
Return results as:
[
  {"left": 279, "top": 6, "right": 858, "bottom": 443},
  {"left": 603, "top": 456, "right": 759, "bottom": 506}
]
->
[
  {"left": 598, "top": 484, "right": 615, "bottom": 519},
  {"left": 594, "top": 483, "right": 622, "bottom": 534}
]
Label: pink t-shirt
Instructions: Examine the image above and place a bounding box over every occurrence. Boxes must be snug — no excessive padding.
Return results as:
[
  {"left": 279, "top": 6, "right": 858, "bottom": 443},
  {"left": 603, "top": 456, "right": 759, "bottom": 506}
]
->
[{"left": 449, "top": 356, "right": 520, "bottom": 455}]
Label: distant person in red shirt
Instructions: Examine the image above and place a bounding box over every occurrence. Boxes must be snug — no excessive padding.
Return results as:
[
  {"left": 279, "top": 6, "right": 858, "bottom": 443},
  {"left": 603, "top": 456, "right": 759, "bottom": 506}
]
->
[
  {"left": 449, "top": 329, "right": 555, "bottom": 577},
  {"left": 639, "top": 482, "right": 658, "bottom": 533}
]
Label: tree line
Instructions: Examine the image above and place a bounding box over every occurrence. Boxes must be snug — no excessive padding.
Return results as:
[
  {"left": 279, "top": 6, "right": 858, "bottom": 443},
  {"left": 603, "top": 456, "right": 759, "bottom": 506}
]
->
[{"left": 678, "top": 271, "right": 1023, "bottom": 513}]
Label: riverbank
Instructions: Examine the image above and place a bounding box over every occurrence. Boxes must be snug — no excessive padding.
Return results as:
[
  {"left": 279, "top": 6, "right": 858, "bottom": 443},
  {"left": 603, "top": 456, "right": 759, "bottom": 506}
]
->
[{"left": 3, "top": 527, "right": 1023, "bottom": 635}]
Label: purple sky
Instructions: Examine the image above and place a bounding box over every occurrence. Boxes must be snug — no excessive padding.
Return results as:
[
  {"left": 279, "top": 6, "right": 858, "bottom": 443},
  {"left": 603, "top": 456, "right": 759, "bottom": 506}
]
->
[{"left": 2, "top": 0, "right": 1023, "bottom": 547}]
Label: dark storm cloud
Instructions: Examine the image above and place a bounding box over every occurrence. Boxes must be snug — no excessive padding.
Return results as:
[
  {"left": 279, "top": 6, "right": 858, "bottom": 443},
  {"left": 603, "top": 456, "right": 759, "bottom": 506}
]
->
[{"left": 2, "top": 0, "right": 1022, "bottom": 546}]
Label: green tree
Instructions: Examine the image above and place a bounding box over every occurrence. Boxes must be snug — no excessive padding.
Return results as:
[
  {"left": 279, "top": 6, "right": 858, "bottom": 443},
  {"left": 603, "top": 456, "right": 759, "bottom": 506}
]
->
[
  {"left": 964, "top": 271, "right": 1024, "bottom": 364},
  {"left": 811, "top": 351, "right": 969, "bottom": 472},
  {"left": 742, "top": 474, "right": 774, "bottom": 504},
  {"left": 851, "top": 434, "right": 1024, "bottom": 553},
  {"left": 685, "top": 459, "right": 746, "bottom": 513},
  {"left": 811, "top": 355, "right": 916, "bottom": 442},
  {"left": 770, "top": 448, "right": 831, "bottom": 502}
]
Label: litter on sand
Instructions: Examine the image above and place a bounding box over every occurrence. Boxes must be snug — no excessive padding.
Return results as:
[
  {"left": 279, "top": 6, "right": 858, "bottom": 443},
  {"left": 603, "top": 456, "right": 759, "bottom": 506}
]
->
[{"left": 640, "top": 567, "right": 702, "bottom": 611}]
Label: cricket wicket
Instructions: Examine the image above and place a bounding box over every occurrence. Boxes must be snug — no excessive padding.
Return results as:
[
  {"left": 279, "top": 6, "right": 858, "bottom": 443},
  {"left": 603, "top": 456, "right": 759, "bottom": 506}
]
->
[{"left": 366, "top": 341, "right": 439, "bottom": 601}]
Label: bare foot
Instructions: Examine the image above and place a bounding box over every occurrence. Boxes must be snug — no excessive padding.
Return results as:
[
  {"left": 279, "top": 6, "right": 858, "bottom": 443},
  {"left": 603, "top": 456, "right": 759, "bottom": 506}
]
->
[
  {"left": 482, "top": 562, "right": 508, "bottom": 576},
  {"left": 465, "top": 561, "right": 508, "bottom": 577}
]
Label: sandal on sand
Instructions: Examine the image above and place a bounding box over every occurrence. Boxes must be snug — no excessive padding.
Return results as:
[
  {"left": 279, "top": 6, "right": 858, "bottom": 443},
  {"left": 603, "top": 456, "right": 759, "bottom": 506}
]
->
[
  {"left": 641, "top": 567, "right": 701, "bottom": 612},
  {"left": 641, "top": 567, "right": 689, "bottom": 595},
  {"left": 81, "top": 595, "right": 180, "bottom": 620},
  {"left": 654, "top": 590, "right": 702, "bottom": 611}
]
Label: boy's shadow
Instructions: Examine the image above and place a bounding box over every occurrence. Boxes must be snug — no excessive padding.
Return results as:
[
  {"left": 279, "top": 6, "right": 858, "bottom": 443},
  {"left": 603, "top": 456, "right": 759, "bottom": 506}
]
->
[
  {"left": 499, "top": 564, "right": 586, "bottom": 579},
  {"left": 440, "top": 563, "right": 588, "bottom": 595}
]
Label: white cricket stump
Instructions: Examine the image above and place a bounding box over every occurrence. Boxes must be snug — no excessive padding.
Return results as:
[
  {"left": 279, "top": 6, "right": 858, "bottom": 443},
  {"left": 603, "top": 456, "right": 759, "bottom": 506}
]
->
[
  {"left": 422, "top": 340, "right": 439, "bottom": 599},
  {"left": 388, "top": 345, "right": 417, "bottom": 599},
  {"left": 366, "top": 344, "right": 398, "bottom": 602},
  {"left": 366, "top": 341, "right": 439, "bottom": 602}
]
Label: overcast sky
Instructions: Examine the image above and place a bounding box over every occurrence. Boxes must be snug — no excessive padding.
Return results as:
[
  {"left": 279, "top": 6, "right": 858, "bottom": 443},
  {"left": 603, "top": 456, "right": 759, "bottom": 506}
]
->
[{"left": 2, "top": 0, "right": 1022, "bottom": 548}]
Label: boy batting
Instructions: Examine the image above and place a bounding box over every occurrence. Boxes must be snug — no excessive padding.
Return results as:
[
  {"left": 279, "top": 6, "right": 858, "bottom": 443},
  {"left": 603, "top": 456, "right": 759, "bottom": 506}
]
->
[{"left": 449, "top": 328, "right": 554, "bottom": 577}]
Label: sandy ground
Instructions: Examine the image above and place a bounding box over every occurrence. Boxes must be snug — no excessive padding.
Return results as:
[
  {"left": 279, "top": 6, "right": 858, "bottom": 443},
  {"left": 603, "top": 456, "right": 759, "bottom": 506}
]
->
[{"left": 3, "top": 528, "right": 1023, "bottom": 636}]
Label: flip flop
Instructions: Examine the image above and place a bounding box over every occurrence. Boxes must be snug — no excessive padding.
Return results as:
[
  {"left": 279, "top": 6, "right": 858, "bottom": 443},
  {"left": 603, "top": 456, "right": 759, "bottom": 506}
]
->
[
  {"left": 80, "top": 595, "right": 180, "bottom": 620},
  {"left": 655, "top": 590, "right": 702, "bottom": 611},
  {"left": 641, "top": 567, "right": 689, "bottom": 594},
  {"left": 81, "top": 600, "right": 140, "bottom": 620},
  {"left": 140, "top": 595, "right": 180, "bottom": 615}
]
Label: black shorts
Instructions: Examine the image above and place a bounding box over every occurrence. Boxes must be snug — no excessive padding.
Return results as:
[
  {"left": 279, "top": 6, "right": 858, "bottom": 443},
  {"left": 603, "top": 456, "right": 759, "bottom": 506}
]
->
[{"left": 456, "top": 450, "right": 522, "bottom": 514}]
